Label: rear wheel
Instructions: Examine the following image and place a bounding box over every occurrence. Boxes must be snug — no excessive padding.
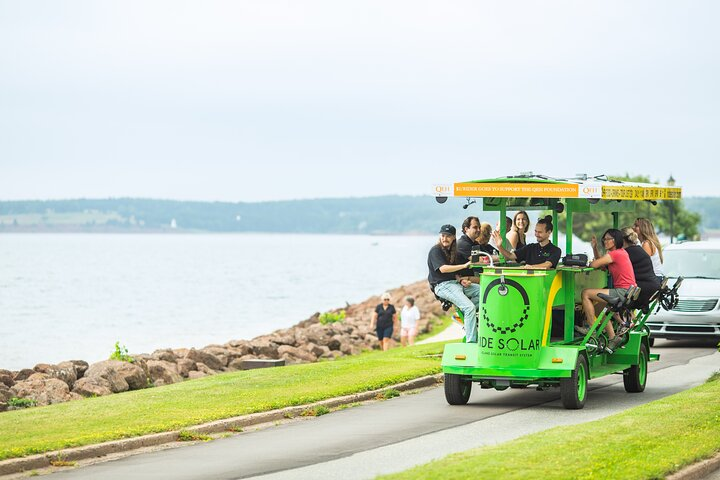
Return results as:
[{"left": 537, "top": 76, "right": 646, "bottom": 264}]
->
[
  {"left": 560, "top": 355, "right": 588, "bottom": 409},
  {"left": 444, "top": 373, "right": 471, "bottom": 405},
  {"left": 624, "top": 344, "right": 648, "bottom": 393}
]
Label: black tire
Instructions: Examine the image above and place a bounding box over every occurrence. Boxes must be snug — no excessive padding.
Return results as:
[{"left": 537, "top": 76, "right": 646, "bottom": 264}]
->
[
  {"left": 648, "top": 336, "right": 655, "bottom": 347},
  {"left": 624, "top": 344, "right": 648, "bottom": 393},
  {"left": 560, "top": 355, "right": 588, "bottom": 409},
  {"left": 444, "top": 373, "right": 472, "bottom": 405}
]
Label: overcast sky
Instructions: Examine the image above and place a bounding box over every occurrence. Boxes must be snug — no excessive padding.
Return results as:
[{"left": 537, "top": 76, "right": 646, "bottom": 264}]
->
[{"left": 1, "top": 1, "right": 718, "bottom": 202}]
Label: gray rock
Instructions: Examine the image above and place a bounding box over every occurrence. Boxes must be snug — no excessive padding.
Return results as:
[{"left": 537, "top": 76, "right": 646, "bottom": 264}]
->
[
  {"left": 195, "top": 362, "right": 218, "bottom": 375},
  {"left": 327, "top": 336, "right": 342, "bottom": 351},
  {"left": 11, "top": 376, "right": 75, "bottom": 406},
  {"left": 68, "top": 360, "right": 89, "bottom": 378},
  {"left": 175, "top": 358, "right": 197, "bottom": 378},
  {"left": 0, "top": 373, "right": 14, "bottom": 388},
  {"left": 225, "top": 340, "right": 252, "bottom": 356},
  {"left": 147, "top": 360, "right": 183, "bottom": 385},
  {"left": 251, "top": 340, "right": 279, "bottom": 358},
  {"left": 72, "top": 377, "right": 114, "bottom": 397},
  {"left": 46, "top": 362, "right": 79, "bottom": 388},
  {"left": 277, "top": 345, "right": 317, "bottom": 364},
  {"left": 151, "top": 349, "right": 177, "bottom": 363},
  {"left": 13, "top": 369, "right": 35, "bottom": 382},
  {"left": 200, "top": 346, "right": 231, "bottom": 367},
  {"left": 84, "top": 360, "right": 130, "bottom": 393},
  {"left": 113, "top": 361, "right": 148, "bottom": 390},
  {"left": 186, "top": 348, "right": 224, "bottom": 371},
  {"left": 0, "top": 384, "right": 12, "bottom": 403},
  {"left": 303, "top": 343, "right": 330, "bottom": 358},
  {"left": 187, "top": 371, "right": 207, "bottom": 380}
]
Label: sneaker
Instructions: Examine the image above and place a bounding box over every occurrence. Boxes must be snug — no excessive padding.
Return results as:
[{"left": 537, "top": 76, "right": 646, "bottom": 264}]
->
[
  {"left": 606, "top": 335, "right": 625, "bottom": 353},
  {"left": 575, "top": 325, "right": 590, "bottom": 335}
]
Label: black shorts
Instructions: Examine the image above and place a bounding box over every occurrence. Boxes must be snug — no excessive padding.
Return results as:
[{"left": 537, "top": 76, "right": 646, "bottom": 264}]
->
[{"left": 376, "top": 325, "right": 393, "bottom": 340}]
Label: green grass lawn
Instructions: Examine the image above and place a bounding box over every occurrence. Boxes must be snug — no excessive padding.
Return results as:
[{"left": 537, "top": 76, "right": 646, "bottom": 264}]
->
[
  {"left": 380, "top": 375, "right": 720, "bottom": 480},
  {"left": 0, "top": 343, "right": 445, "bottom": 461}
]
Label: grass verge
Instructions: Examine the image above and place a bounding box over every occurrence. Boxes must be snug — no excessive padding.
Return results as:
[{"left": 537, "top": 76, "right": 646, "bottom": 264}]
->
[
  {"left": 379, "top": 374, "right": 720, "bottom": 480},
  {"left": 0, "top": 343, "right": 445, "bottom": 461}
]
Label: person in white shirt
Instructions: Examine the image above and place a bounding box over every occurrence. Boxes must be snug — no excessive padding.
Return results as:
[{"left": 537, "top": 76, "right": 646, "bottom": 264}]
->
[{"left": 400, "top": 296, "right": 421, "bottom": 346}]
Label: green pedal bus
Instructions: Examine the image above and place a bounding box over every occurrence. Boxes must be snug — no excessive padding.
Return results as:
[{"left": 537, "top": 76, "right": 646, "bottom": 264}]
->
[{"left": 434, "top": 174, "right": 683, "bottom": 409}]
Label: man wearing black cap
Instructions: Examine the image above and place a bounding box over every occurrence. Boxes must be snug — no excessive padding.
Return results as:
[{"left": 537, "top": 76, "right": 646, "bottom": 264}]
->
[{"left": 427, "top": 224, "right": 480, "bottom": 342}]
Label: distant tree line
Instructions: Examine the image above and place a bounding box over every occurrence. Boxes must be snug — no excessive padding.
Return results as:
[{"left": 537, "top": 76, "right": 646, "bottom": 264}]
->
[{"left": 0, "top": 187, "right": 711, "bottom": 237}]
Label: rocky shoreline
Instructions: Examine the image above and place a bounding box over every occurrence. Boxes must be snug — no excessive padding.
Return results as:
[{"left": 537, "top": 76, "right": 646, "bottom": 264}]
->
[{"left": 0, "top": 280, "right": 446, "bottom": 412}]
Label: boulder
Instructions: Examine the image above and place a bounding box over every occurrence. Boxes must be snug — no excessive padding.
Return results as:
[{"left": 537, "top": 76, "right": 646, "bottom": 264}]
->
[
  {"left": 322, "top": 350, "right": 343, "bottom": 360},
  {"left": 186, "top": 348, "right": 224, "bottom": 371},
  {"left": 277, "top": 345, "right": 317, "bottom": 364},
  {"left": 113, "top": 361, "right": 148, "bottom": 390},
  {"left": 340, "top": 342, "right": 359, "bottom": 356},
  {"left": 175, "top": 358, "right": 197, "bottom": 378},
  {"left": 11, "top": 375, "right": 76, "bottom": 406},
  {"left": 151, "top": 348, "right": 177, "bottom": 363},
  {"left": 225, "top": 340, "right": 252, "bottom": 356},
  {"left": 187, "top": 371, "right": 207, "bottom": 380},
  {"left": 251, "top": 340, "right": 279, "bottom": 358},
  {"left": 147, "top": 360, "right": 183, "bottom": 386},
  {"left": 72, "top": 377, "right": 114, "bottom": 397},
  {"left": 195, "top": 362, "right": 218, "bottom": 375},
  {"left": 327, "top": 336, "right": 342, "bottom": 351},
  {"left": 269, "top": 331, "right": 296, "bottom": 346},
  {"left": 84, "top": 360, "right": 130, "bottom": 393},
  {"left": 67, "top": 360, "right": 89, "bottom": 378},
  {"left": 200, "top": 346, "right": 231, "bottom": 367},
  {"left": 0, "top": 384, "right": 12, "bottom": 403},
  {"left": 303, "top": 343, "right": 330, "bottom": 358},
  {"left": 45, "top": 362, "right": 78, "bottom": 389},
  {"left": 13, "top": 369, "right": 35, "bottom": 382},
  {"left": 0, "top": 372, "right": 14, "bottom": 388}
]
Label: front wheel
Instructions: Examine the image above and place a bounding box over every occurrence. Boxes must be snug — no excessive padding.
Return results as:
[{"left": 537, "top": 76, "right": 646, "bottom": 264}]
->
[
  {"left": 560, "top": 355, "right": 588, "bottom": 409},
  {"left": 444, "top": 373, "right": 471, "bottom": 405},
  {"left": 624, "top": 344, "right": 648, "bottom": 393}
]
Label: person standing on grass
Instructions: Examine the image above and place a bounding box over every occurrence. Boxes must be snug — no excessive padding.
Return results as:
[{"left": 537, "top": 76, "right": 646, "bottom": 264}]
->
[
  {"left": 400, "top": 296, "right": 420, "bottom": 346},
  {"left": 371, "top": 292, "right": 398, "bottom": 351}
]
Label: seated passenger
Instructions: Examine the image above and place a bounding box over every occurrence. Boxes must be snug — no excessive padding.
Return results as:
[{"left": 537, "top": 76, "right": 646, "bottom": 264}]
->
[
  {"left": 621, "top": 227, "right": 661, "bottom": 308},
  {"left": 427, "top": 224, "right": 481, "bottom": 343},
  {"left": 476, "top": 222, "right": 500, "bottom": 263},
  {"left": 577, "top": 229, "right": 637, "bottom": 353},
  {"left": 492, "top": 215, "right": 561, "bottom": 269},
  {"left": 455, "top": 216, "right": 482, "bottom": 284},
  {"left": 506, "top": 210, "right": 530, "bottom": 250}
]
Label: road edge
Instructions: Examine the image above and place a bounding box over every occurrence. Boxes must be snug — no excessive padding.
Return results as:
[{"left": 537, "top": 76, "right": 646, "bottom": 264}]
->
[
  {"left": 667, "top": 451, "right": 720, "bottom": 480},
  {"left": 0, "top": 374, "right": 444, "bottom": 477}
]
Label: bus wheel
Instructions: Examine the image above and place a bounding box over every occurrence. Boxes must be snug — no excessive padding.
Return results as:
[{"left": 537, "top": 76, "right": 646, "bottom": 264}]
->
[
  {"left": 560, "top": 355, "right": 588, "bottom": 409},
  {"left": 444, "top": 373, "right": 471, "bottom": 405},
  {"left": 624, "top": 344, "right": 648, "bottom": 393}
]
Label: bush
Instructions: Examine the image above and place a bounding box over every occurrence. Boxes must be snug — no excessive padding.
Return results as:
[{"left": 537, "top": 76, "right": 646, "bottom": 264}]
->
[
  {"left": 109, "top": 341, "right": 134, "bottom": 363},
  {"left": 319, "top": 310, "right": 346, "bottom": 325}
]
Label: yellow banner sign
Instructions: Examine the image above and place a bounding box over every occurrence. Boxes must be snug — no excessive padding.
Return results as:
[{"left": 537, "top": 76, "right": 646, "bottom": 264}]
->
[
  {"left": 601, "top": 186, "right": 682, "bottom": 200},
  {"left": 453, "top": 183, "right": 580, "bottom": 198}
]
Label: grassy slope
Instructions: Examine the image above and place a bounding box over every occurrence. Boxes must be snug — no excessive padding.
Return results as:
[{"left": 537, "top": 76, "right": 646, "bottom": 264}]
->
[
  {"left": 380, "top": 376, "right": 720, "bottom": 480},
  {"left": 0, "top": 343, "right": 444, "bottom": 460}
]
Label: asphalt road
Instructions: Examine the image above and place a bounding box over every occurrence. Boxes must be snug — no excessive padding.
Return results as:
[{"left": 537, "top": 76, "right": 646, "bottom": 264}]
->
[{"left": 48, "top": 339, "right": 719, "bottom": 480}]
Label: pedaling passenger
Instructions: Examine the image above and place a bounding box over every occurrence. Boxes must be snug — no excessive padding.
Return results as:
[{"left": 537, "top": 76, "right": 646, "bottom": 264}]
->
[{"left": 427, "top": 224, "right": 480, "bottom": 343}]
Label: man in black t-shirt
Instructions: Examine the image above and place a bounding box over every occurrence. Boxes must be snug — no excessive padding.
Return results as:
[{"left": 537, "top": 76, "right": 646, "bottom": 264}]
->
[
  {"left": 492, "top": 216, "right": 562, "bottom": 269},
  {"left": 456, "top": 216, "right": 481, "bottom": 279},
  {"left": 427, "top": 224, "right": 481, "bottom": 342}
]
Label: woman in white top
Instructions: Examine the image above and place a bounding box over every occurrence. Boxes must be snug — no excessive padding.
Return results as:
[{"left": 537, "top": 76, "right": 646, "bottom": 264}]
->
[
  {"left": 400, "top": 296, "right": 421, "bottom": 346},
  {"left": 633, "top": 217, "right": 664, "bottom": 279}
]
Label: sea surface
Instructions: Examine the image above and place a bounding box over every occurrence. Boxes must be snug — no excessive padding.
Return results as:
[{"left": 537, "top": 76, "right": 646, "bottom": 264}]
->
[{"left": 0, "top": 233, "right": 435, "bottom": 370}]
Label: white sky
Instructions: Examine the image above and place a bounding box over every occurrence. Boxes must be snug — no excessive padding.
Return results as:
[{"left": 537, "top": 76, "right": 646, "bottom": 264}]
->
[{"left": 1, "top": 1, "right": 718, "bottom": 202}]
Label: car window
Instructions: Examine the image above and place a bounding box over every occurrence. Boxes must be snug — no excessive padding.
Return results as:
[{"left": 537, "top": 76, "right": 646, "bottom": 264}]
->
[{"left": 664, "top": 249, "right": 720, "bottom": 279}]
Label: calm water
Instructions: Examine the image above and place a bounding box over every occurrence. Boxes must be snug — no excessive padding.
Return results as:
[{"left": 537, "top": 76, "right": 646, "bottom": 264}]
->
[{"left": 0, "top": 234, "right": 435, "bottom": 370}]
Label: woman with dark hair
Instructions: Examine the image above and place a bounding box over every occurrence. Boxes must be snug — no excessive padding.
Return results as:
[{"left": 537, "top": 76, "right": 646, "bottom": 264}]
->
[
  {"left": 506, "top": 210, "right": 530, "bottom": 250},
  {"left": 427, "top": 224, "right": 480, "bottom": 342},
  {"left": 621, "top": 227, "right": 661, "bottom": 308},
  {"left": 577, "top": 228, "right": 637, "bottom": 353}
]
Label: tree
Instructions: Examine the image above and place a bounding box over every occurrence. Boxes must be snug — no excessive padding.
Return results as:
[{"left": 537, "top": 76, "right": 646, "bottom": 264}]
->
[{"left": 558, "top": 174, "right": 701, "bottom": 242}]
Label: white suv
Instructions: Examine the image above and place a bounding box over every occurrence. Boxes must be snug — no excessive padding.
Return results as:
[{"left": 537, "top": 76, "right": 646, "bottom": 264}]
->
[{"left": 647, "top": 241, "right": 720, "bottom": 341}]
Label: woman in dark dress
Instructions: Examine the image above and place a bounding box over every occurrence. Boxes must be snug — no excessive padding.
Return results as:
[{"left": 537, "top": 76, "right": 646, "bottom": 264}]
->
[{"left": 621, "top": 227, "right": 661, "bottom": 308}]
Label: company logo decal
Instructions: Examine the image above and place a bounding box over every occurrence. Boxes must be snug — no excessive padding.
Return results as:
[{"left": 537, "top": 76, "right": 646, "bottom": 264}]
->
[{"left": 481, "top": 278, "right": 530, "bottom": 335}]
